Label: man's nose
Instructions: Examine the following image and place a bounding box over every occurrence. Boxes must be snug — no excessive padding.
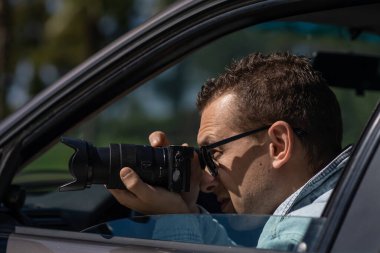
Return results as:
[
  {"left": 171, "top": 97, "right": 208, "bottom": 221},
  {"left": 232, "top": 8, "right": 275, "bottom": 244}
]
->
[{"left": 200, "top": 170, "right": 219, "bottom": 193}]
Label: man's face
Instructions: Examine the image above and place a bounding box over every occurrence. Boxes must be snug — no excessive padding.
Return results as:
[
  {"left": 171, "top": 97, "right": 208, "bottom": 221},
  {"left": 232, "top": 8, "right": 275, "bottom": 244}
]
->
[{"left": 197, "top": 93, "right": 276, "bottom": 214}]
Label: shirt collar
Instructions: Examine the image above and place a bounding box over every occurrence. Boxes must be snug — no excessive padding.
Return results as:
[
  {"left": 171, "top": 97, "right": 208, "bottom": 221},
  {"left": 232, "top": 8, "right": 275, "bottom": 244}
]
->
[{"left": 273, "top": 146, "right": 353, "bottom": 216}]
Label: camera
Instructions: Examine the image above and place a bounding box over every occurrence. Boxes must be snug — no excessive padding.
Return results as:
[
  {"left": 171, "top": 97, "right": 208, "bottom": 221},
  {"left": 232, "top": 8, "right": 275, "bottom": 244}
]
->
[{"left": 59, "top": 137, "right": 195, "bottom": 192}]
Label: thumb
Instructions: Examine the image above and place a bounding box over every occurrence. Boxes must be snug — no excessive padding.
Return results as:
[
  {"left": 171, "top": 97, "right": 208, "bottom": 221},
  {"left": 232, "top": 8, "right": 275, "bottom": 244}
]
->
[{"left": 120, "top": 167, "right": 153, "bottom": 200}]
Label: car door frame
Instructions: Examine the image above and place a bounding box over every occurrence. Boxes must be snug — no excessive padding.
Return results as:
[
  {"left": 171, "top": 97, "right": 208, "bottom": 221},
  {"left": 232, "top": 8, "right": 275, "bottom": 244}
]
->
[{"left": 316, "top": 104, "right": 380, "bottom": 253}]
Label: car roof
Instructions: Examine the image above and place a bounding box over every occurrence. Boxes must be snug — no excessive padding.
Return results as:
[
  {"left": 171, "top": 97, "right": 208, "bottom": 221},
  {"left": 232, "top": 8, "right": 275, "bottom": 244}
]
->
[{"left": 282, "top": 2, "right": 380, "bottom": 35}]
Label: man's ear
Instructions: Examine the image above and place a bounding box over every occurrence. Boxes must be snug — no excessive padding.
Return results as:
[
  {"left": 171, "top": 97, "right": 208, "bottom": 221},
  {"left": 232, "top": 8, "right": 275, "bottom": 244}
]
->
[{"left": 268, "top": 121, "right": 294, "bottom": 169}]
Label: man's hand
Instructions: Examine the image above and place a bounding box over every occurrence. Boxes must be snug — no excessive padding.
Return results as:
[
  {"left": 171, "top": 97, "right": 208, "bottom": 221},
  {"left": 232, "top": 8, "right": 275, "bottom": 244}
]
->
[
  {"left": 109, "top": 167, "right": 193, "bottom": 214},
  {"left": 108, "top": 131, "right": 202, "bottom": 214}
]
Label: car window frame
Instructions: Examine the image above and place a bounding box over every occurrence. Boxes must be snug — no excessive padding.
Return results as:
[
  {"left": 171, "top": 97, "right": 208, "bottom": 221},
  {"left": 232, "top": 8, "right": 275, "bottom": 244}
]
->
[
  {"left": 314, "top": 103, "right": 380, "bottom": 253},
  {"left": 7, "top": 225, "right": 282, "bottom": 253}
]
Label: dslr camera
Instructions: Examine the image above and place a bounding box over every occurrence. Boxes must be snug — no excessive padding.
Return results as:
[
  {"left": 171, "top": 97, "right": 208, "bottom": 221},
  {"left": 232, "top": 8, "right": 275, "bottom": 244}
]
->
[{"left": 59, "top": 137, "right": 195, "bottom": 192}]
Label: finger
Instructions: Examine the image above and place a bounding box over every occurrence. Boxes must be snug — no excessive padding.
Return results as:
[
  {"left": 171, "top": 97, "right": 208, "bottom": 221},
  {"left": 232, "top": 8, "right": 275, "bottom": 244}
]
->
[
  {"left": 108, "top": 188, "right": 139, "bottom": 208},
  {"left": 110, "top": 189, "right": 158, "bottom": 213},
  {"left": 192, "top": 149, "right": 201, "bottom": 168},
  {"left": 180, "top": 148, "right": 202, "bottom": 210},
  {"left": 120, "top": 167, "right": 156, "bottom": 201},
  {"left": 149, "top": 131, "right": 171, "bottom": 147}
]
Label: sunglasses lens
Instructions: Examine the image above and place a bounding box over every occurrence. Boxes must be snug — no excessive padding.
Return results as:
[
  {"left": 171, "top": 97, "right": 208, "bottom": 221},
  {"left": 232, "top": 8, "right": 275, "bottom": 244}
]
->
[
  {"left": 197, "top": 147, "right": 218, "bottom": 177},
  {"left": 204, "top": 149, "right": 218, "bottom": 177}
]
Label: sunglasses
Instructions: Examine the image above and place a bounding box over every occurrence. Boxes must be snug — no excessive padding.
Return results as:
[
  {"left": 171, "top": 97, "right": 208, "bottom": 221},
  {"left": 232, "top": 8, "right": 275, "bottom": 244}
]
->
[
  {"left": 197, "top": 126, "right": 306, "bottom": 177},
  {"left": 197, "top": 126, "right": 270, "bottom": 177}
]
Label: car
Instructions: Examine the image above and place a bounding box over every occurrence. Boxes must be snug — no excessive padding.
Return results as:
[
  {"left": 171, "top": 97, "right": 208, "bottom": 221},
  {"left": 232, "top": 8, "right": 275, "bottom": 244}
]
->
[{"left": 1, "top": 0, "right": 380, "bottom": 252}]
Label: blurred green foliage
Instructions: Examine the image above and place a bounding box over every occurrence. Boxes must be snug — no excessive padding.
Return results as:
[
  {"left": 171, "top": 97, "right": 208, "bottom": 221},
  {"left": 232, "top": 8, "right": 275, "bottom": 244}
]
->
[{"left": 1, "top": 0, "right": 175, "bottom": 115}]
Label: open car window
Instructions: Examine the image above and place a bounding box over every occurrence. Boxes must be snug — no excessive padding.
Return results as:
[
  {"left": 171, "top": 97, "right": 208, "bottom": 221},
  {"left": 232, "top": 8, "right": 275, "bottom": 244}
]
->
[
  {"left": 8, "top": 19, "right": 380, "bottom": 252},
  {"left": 13, "top": 20, "right": 380, "bottom": 193}
]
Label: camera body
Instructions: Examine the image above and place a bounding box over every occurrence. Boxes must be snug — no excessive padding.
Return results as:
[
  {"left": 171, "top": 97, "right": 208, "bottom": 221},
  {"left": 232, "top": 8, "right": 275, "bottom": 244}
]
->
[{"left": 60, "top": 137, "right": 194, "bottom": 192}]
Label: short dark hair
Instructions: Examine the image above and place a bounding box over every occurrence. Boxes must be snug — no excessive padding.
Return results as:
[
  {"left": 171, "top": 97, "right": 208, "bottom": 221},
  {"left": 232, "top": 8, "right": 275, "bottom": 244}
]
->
[{"left": 196, "top": 52, "right": 342, "bottom": 171}]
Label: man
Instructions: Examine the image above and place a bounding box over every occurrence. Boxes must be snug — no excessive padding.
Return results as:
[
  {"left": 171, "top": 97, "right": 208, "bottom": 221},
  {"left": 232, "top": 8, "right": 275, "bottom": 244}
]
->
[{"left": 109, "top": 52, "right": 351, "bottom": 250}]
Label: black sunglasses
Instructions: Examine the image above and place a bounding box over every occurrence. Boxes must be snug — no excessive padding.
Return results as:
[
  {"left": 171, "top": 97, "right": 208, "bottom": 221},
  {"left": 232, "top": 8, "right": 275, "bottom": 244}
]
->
[
  {"left": 197, "top": 126, "right": 270, "bottom": 177},
  {"left": 197, "top": 126, "right": 306, "bottom": 177}
]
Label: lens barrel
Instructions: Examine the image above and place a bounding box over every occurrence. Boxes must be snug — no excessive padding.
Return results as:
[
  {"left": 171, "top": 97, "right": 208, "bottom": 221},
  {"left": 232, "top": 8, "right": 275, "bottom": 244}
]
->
[{"left": 59, "top": 137, "right": 193, "bottom": 192}]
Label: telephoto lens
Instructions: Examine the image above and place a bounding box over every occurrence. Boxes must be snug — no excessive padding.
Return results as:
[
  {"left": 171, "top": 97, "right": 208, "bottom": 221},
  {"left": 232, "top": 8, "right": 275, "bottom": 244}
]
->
[{"left": 59, "top": 137, "right": 194, "bottom": 192}]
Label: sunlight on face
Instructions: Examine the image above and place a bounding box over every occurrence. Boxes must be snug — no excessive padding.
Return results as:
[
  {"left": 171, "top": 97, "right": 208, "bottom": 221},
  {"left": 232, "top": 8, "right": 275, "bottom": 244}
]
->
[{"left": 198, "top": 94, "right": 276, "bottom": 214}]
